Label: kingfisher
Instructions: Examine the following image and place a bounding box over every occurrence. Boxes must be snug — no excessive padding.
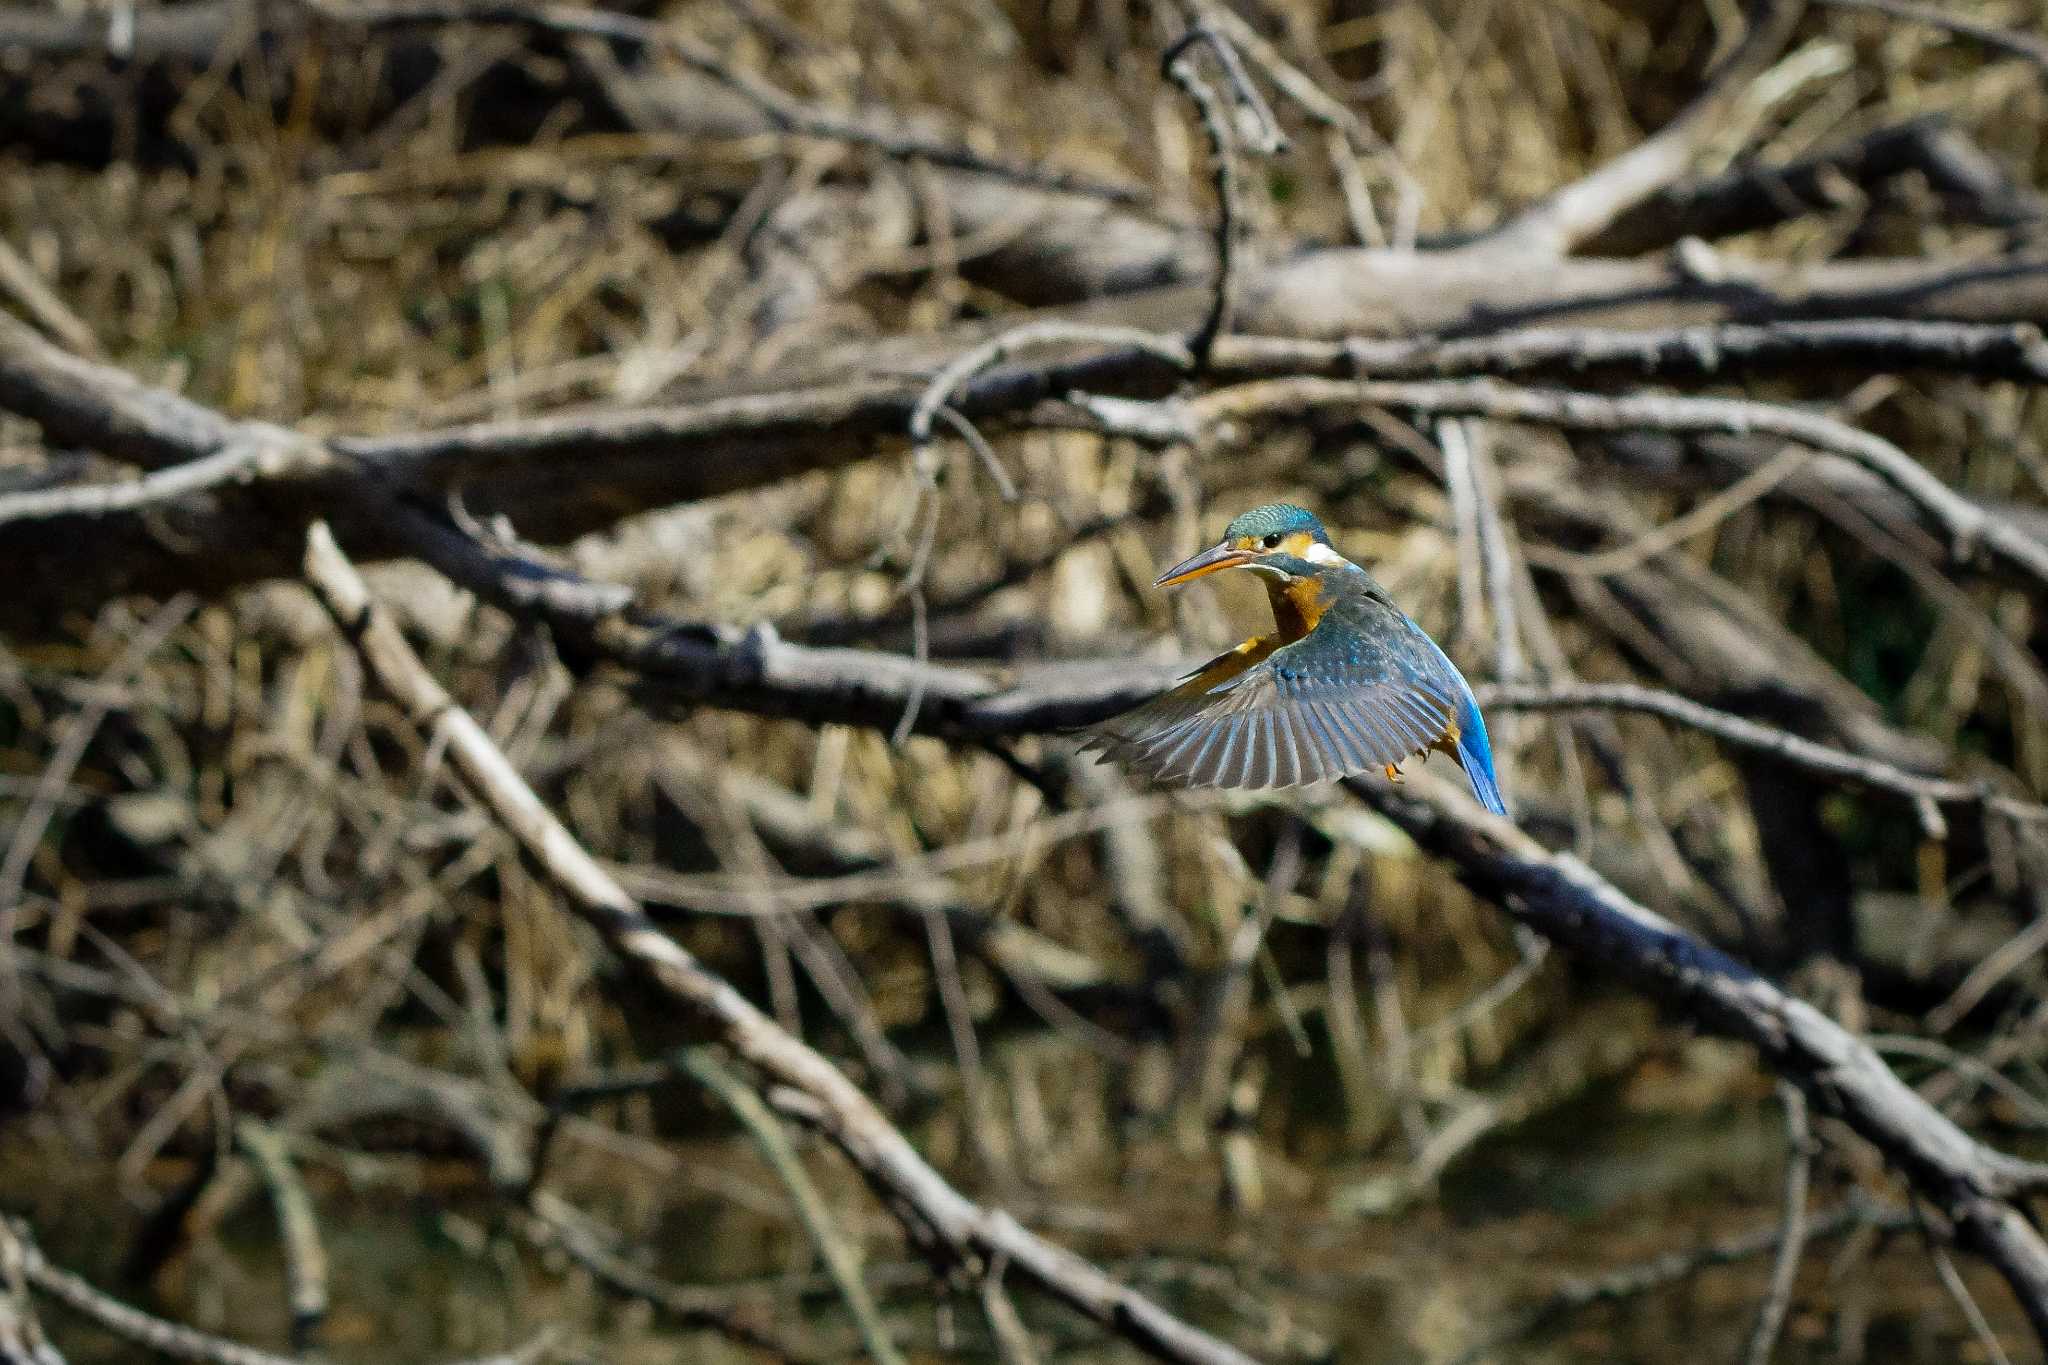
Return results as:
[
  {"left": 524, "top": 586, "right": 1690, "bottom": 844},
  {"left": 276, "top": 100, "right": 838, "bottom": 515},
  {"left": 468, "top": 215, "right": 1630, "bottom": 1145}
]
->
[{"left": 1084, "top": 504, "right": 1508, "bottom": 814}]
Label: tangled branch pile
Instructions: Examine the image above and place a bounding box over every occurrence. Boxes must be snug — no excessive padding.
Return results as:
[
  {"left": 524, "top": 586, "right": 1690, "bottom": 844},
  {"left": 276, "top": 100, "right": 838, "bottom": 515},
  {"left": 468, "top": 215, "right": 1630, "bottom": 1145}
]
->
[{"left": 7, "top": 0, "right": 2048, "bottom": 1361}]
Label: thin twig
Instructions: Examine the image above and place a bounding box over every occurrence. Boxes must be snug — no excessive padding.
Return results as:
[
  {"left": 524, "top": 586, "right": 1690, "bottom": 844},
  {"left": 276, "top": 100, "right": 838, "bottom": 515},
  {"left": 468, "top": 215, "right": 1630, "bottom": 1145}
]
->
[
  {"left": 1913, "top": 1199, "right": 2017, "bottom": 1365},
  {"left": 0, "top": 429, "right": 326, "bottom": 529},
  {"left": 1408, "top": 927, "right": 1550, "bottom": 1052},
  {"left": 1453, "top": 1197, "right": 1908, "bottom": 1364},
  {"left": 1162, "top": 28, "right": 1249, "bottom": 365},
  {"left": 1872, "top": 1033, "right": 2048, "bottom": 1129},
  {"left": 979, "top": 1253, "right": 1045, "bottom": 1365},
  {"left": 236, "top": 1120, "right": 330, "bottom": 1351},
  {"left": 1741, "top": 1082, "right": 1812, "bottom": 1365},
  {"left": 0, "top": 235, "right": 99, "bottom": 358},
  {"left": 676, "top": 1047, "right": 907, "bottom": 1365},
  {"left": 1176, "top": 376, "right": 2048, "bottom": 594},
  {"left": 1478, "top": 681, "right": 2044, "bottom": 824},
  {"left": 932, "top": 405, "right": 1018, "bottom": 502},
  {"left": 922, "top": 902, "right": 997, "bottom": 1176},
  {"left": 1816, "top": 0, "right": 2048, "bottom": 75}
]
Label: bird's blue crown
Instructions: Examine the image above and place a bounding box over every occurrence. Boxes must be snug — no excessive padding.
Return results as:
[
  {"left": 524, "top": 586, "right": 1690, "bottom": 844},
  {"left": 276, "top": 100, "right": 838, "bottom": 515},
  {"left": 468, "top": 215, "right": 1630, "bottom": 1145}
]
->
[{"left": 1223, "top": 503, "right": 1330, "bottom": 545}]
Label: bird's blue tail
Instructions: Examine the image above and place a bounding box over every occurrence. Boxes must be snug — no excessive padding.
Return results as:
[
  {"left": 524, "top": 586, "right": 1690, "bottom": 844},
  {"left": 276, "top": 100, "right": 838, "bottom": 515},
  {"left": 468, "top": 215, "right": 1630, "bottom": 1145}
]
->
[
  {"left": 1411, "top": 626, "right": 1511, "bottom": 816},
  {"left": 1455, "top": 698, "right": 1509, "bottom": 817}
]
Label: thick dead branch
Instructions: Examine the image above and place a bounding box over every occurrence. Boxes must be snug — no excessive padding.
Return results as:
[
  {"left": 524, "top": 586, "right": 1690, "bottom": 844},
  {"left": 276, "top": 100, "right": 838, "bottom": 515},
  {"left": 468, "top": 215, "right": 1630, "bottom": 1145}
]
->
[
  {"left": 9, "top": 311, "right": 2048, "bottom": 636},
  {"left": 300, "top": 523, "right": 1263, "bottom": 1365},
  {"left": 1238, "top": 244, "right": 2048, "bottom": 339},
  {"left": 1249, "top": 318, "right": 2048, "bottom": 386},
  {"left": 1342, "top": 772, "right": 2048, "bottom": 1345},
  {"left": 1590, "top": 115, "right": 2045, "bottom": 256},
  {"left": 1468, "top": 0, "right": 1807, "bottom": 258}
]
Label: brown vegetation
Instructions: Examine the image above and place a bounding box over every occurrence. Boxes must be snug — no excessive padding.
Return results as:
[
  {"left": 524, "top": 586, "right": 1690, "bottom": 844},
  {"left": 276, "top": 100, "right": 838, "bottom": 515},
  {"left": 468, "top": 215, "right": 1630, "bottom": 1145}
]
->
[{"left": 6, "top": 1, "right": 2048, "bottom": 1361}]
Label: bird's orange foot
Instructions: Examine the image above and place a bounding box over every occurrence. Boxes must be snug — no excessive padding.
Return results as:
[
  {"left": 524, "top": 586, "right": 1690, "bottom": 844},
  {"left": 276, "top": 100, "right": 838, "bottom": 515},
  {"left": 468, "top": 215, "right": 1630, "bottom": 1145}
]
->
[{"left": 1384, "top": 763, "right": 1404, "bottom": 783}]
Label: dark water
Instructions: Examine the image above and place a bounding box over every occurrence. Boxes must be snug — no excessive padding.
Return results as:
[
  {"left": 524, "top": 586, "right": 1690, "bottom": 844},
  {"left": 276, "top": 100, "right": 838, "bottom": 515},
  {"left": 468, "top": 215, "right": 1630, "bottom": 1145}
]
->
[{"left": 0, "top": 1028, "right": 2023, "bottom": 1364}]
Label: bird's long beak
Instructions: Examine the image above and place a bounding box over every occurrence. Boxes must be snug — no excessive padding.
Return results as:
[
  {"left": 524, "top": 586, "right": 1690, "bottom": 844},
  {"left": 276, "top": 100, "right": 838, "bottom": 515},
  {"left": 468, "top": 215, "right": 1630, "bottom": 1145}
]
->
[{"left": 1155, "top": 541, "right": 1251, "bottom": 588}]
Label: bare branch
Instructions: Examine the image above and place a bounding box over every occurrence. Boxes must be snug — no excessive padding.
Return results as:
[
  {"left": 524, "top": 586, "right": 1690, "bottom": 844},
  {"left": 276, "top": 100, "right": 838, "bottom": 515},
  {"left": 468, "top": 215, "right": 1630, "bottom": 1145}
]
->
[
  {"left": 1742, "top": 1083, "right": 1813, "bottom": 1365},
  {"left": 300, "top": 523, "right": 1263, "bottom": 1365},
  {"left": 1344, "top": 771, "right": 2048, "bottom": 1339},
  {"left": 0, "top": 428, "right": 326, "bottom": 529},
  {"left": 1470, "top": 0, "right": 1809, "bottom": 257},
  {"left": 1171, "top": 377, "right": 2048, "bottom": 593},
  {"left": 1479, "top": 682, "right": 2042, "bottom": 824},
  {"left": 303, "top": 0, "right": 1149, "bottom": 202},
  {"left": 1817, "top": 0, "right": 2048, "bottom": 76},
  {"left": 236, "top": 1121, "right": 330, "bottom": 1352},
  {"left": 677, "top": 1048, "right": 907, "bottom": 1365}
]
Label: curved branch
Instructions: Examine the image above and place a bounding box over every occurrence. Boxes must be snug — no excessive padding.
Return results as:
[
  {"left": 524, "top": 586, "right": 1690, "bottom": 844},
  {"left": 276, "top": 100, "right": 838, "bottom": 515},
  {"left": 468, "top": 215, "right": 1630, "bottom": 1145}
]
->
[{"left": 1175, "top": 377, "right": 2048, "bottom": 593}]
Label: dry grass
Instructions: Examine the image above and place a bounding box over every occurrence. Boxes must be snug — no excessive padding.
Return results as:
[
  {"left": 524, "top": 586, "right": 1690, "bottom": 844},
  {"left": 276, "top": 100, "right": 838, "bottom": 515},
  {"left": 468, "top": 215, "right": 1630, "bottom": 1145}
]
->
[{"left": 6, "top": 1, "right": 2048, "bottom": 1361}]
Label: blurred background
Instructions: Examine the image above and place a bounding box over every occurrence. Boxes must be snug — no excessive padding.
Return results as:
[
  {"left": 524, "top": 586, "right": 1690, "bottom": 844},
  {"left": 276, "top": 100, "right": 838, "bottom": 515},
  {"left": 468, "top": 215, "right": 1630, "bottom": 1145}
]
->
[{"left": 5, "top": 0, "right": 2048, "bottom": 1361}]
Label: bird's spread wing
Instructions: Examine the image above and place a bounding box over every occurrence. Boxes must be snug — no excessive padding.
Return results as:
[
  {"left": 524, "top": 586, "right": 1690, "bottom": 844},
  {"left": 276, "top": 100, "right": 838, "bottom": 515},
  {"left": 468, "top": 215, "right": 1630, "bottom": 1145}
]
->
[
  {"left": 1087, "top": 604, "right": 1465, "bottom": 790},
  {"left": 1079, "top": 636, "right": 1282, "bottom": 763}
]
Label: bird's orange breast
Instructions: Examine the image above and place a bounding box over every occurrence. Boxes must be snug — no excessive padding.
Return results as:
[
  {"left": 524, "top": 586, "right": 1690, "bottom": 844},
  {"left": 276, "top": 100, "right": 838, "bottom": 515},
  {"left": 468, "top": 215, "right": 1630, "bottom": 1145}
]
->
[{"left": 1267, "top": 574, "right": 1330, "bottom": 642}]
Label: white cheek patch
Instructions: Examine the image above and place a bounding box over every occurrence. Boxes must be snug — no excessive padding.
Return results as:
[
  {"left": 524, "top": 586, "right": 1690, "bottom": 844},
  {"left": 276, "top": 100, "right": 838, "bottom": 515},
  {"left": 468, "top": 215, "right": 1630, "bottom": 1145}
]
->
[
  {"left": 1245, "top": 562, "right": 1293, "bottom": 581},
  {"left": 1304, "top": 541, "right": 1348, "bottom": 567}
]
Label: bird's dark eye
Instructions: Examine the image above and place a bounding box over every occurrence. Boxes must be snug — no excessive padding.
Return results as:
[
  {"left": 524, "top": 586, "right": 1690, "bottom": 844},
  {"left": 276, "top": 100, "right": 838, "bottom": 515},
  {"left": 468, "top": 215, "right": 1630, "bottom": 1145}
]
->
[{"left": 1262, "top": 533, "right": 1283, "bottom": 549}]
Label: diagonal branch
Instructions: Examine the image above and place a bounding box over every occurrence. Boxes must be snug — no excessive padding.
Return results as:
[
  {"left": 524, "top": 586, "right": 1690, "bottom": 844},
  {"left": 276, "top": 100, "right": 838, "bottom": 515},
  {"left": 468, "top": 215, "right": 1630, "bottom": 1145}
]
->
[
  {"left": 1469, "top": 0, "right": 1809, "bottom": 257},
  {"left": 1816, "top": 0, "right": 2048, "bottom": 76},
  {"left": 1341, "top": 773, "right": 2048, "bottom": 1347},
  {"left": 299, "top": 522, "right": 1262, "bottom": 1365},
  {"left": 310, "top": 504, "right": 2048, "bottom": 1352}
]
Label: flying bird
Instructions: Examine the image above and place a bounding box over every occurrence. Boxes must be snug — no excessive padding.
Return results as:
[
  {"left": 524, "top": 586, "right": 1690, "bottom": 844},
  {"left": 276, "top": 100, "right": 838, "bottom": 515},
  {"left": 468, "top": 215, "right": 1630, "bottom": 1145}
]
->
[{"left": 1084, "top": 504, "right": 1508, "bottom": 815}]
